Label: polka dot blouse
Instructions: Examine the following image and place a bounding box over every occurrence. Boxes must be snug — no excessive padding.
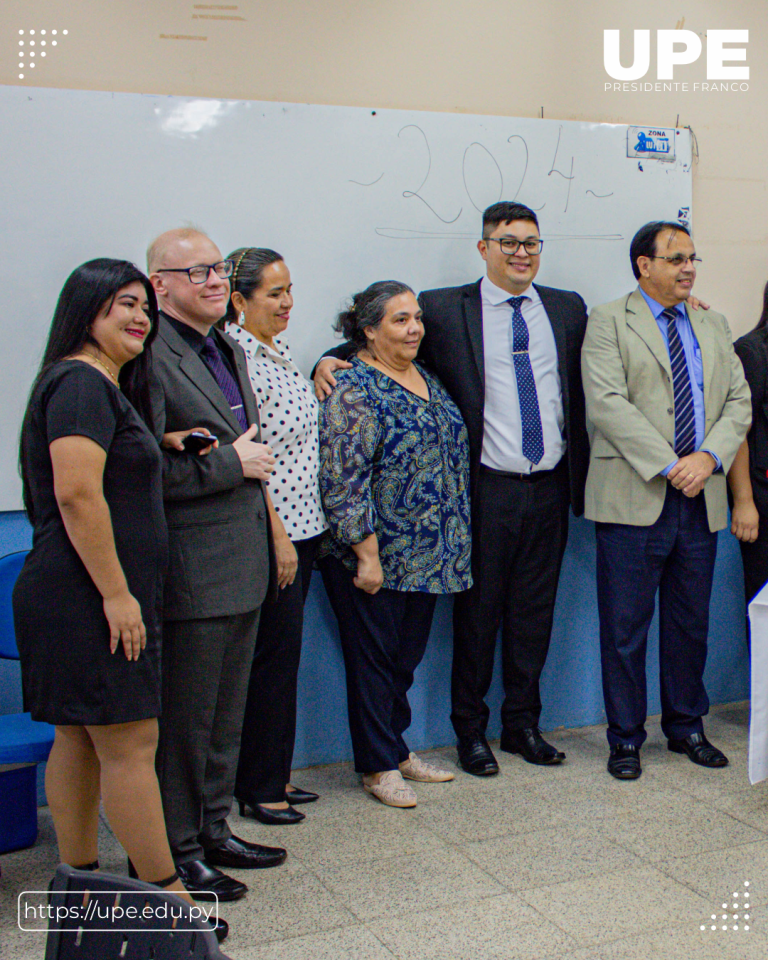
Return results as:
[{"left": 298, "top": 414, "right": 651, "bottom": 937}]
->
[{"left": 225, "top": 323, "right": 328, "bottom": 541}]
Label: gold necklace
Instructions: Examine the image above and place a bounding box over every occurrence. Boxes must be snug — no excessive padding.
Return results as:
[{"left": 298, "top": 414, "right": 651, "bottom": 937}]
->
[{"left": 83, "top": 353, "right": 120, "bottom": 386}]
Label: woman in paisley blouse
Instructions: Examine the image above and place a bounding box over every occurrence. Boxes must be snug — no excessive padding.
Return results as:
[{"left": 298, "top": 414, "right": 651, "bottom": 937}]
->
[{"left": 318, "top": 280, "right": 472, "bottom": 808}]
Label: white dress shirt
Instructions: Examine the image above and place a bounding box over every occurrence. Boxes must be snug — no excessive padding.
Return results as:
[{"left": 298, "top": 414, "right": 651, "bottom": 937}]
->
[
  {"left": 225, "top": 323, "right": 328, "bottom": 540},
  {"left": 480, "top": 276, "right": 566, "bottom": 473}
]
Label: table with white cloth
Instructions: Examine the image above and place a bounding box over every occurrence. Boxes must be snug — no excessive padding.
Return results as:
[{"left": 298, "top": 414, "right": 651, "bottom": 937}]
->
[{"left": 749, "top": 582, "right": 768, "bottom": 783}]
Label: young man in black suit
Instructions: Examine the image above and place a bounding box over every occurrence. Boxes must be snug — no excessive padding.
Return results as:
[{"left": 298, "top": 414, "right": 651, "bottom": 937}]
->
[{"left": 315, "top": 202, "right": 590, "bottom": 776}]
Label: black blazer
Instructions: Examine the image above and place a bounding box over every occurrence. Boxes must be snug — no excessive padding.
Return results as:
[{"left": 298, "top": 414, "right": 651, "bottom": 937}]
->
[
  {"left": 322, "top": 280, "right": 589, "bottom": 516},
  {"left": 416, "top": 280, "right": 589, "bottom": 516},
  {"left": 734, "top": 327, "right": 768, "bottom": 516},
  {"left": 150, "top": 317, "right": 274, "bottom": 621}
]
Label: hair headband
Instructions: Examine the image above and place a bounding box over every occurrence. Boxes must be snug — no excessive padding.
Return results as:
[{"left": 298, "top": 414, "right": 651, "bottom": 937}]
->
[{"left": 231, "top": 248, "right": 252, "bottom": 287}]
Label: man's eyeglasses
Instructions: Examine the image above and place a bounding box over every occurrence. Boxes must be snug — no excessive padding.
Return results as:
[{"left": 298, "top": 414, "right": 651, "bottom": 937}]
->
[
  {"left": 156, "top": 260, "right": 234, "bottom": 284},
  {"left": 485, "top": 238, "right": 544, "bottom": 256},
  {"left": 649, "top": 255, "right": 702, "bottom": 267}
]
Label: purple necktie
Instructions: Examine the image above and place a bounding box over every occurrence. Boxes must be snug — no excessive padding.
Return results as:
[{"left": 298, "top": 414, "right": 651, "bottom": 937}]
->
[{"left": 200, "top": 335, "right": 248, "bottom": 432}]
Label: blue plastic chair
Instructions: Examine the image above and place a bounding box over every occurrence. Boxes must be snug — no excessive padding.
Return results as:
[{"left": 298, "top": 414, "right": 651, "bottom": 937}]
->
[{"left": 0, "top": 549, "right": 55, "bottom": 853}]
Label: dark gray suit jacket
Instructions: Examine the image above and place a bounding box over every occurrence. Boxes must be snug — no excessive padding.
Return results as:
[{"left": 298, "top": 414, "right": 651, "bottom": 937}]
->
[{"left": 150, "top": 316, "right": 271, "bottom": 621}]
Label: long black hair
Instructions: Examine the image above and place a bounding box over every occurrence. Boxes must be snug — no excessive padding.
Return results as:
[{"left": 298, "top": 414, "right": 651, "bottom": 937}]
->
[
  {"left": 755, "top": 280, "right": 768, "bottom": 332},
  {"left": 20, "top": 258, "right": 159, "bottom": 519}
]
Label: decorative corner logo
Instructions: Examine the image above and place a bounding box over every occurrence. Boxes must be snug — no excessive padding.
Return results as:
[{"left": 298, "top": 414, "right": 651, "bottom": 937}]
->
[
  {"left": 16, "top": 28, "right": 68, "bottom": 82},
  {"left": 604, "top": 29, "right": 749, "bottom": 93},
  {"left": 700, "top": 881, "right": 752, "bottom": 932}
]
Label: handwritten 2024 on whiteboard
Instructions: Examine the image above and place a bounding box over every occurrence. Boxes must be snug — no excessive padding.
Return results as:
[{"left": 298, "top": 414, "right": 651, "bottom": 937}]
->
[{"left": 0, "top": 87, "right": 692, "bottom": 509}]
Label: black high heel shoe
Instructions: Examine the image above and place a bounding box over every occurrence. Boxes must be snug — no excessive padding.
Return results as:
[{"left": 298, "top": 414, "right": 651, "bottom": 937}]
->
[
  {"left": 237, "top": 798, "right": 305, "bottom": 825},
  {"left": 285, "top": 786, "right": 319, "bottom": 805}
]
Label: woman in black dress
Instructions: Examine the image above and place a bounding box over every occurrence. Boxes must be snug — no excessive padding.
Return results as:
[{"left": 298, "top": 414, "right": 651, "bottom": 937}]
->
[
  {"left": 729, "top": 281, "right": 768, "bottom": 616},
  {"left": 13, "top": 260, "right": 195, "bottom": 905}
]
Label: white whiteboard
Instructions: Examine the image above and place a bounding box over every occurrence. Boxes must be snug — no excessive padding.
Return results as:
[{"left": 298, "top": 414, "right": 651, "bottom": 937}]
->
[{"left": 0, "top": 86, "right": 692, "bottom": 510}]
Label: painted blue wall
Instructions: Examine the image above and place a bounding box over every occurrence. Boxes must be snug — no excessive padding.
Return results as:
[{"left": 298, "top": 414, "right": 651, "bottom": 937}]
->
[
  {"left": 0, "top": 512, "right": 33, "bottom": 715},
  {"left": 0, "top": 509, "right": 749, "bottom": 771},
  {"left": 293, "top": 514, "right": 750, "bottom": 766}
]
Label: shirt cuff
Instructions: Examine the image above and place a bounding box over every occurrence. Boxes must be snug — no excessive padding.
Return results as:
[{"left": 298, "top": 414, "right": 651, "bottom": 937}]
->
[
  {"left": 331, "top": 505, "right": 377, "bottom": 546},
  {"left": 661, "top": 451, "right": 721, "bottom": 477}
]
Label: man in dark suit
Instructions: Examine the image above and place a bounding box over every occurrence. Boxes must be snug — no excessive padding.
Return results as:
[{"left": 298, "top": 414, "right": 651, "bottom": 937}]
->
[
  {"left": 316, "top": 202, "right": 589, "bottom": 776},
  {"left": 148, "top": 228, "right": 286, "bottom": 903}
]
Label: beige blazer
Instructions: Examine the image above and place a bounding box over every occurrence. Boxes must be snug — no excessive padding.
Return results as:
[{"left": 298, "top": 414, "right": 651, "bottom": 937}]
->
[{"left": 581, "top": 289, "right": 751, "bottom": 532}]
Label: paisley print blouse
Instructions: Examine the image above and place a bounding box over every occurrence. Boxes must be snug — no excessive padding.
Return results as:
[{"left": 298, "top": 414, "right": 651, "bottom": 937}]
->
[{"left": 318, "top": 358, "right": 472, "bottom": 594}]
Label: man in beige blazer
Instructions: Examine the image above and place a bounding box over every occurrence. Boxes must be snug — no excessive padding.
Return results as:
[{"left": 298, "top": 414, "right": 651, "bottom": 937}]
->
[{"left": 582, "top": 220, "right": 750, "bottom": 780}]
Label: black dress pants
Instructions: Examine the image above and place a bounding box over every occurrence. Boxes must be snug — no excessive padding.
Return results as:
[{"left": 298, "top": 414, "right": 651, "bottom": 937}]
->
[
  {"left": 451, "top": 462, "right": 569, "bottom": 738},
  {"left": 596, "top": 486, "right": 717, "bottom": 748},
  {"left": 157, "top": 608, "right": 260, "bottom": 864},
  {"left": 235, "top": 535, "right": 320, "bottom": 804},
  {"left": 320, "top": 555, "right": 437, "bottom": 773}
]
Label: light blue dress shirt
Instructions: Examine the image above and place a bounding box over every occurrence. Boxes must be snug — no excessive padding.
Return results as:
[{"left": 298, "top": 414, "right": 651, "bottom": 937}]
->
[
  {"left": 480, "top": 277, "right": 565, "bottom": 473},
  {"left": 637, "top": 287, "right": 721, "bottom": 474}
]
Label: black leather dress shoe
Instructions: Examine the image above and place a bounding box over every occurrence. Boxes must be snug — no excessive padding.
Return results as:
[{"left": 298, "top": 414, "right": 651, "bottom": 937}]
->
[
  {"left": 175, "top": 859, "right": 248, "bottom": 902},
  {"left": 238, "top": 798, "right": 305, "bottom": 825},
  {"left": 206, "top": 835, "right": 287, "bottom": 870},
  {"left": 668, "top": 732, "right": 728, "bottom": 767},
  {"left": 607, "top": 743, "right": 641, "bottom": 780},
  {"left": 210, "top": 916, "right": 229, "bottom": 943},
  {"left": 501, "top": 727, "right": 565, "bottom": 765},
  {"left": 456, "top": 734, "right": 499, "bottom": 776},
  {"left": 286, "top": 786, "right": 319, "bottom": 805}
]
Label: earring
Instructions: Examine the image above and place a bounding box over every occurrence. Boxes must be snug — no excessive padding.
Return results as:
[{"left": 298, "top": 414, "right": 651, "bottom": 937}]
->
[{"left": 238, "top": 311, "right": 245, "bottom": 326}]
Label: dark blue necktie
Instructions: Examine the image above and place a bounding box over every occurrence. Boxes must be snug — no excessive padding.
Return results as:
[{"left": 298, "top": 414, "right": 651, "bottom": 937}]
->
[
  {"left": 201, "top": 335, "right": 248, "bottom": 432},
  {"left": 507, "top": 296, "right": 544, "bottom": 465},
  {"left": 662, "top": 307, "right": 696, "bottom": 456}
]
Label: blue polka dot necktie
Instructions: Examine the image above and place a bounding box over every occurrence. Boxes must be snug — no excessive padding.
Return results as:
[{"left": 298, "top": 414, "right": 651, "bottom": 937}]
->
[
  {"left": 661, "top": 307, "right": 696, "bottom": 456},
  {"left": 507, "top": 296, "right": 544, "bottom": 465}
]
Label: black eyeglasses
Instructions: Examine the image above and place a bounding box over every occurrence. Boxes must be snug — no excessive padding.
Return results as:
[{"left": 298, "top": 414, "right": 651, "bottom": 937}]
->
[
  {"left": 155, "top": 260, "right": 234, "bottom": 284},
  {"left": 649, "top": 255, "right": 702, "bottom": 267},
  {"left": 485, "top": 238, "right": 544, "bottom": 256}
]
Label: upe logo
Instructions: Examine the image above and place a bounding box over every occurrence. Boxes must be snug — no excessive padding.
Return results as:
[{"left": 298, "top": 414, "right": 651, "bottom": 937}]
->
[{"left": 604, "top": 30, "right": 749, "bottom": 81}]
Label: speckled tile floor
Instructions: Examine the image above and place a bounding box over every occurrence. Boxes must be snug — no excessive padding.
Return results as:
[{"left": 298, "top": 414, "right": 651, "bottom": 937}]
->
[{"left": 2, "top": 701, "right": 766, "bottom": 960}]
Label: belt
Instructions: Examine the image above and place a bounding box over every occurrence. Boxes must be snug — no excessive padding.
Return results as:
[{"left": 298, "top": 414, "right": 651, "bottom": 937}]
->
[{"left": 480, "top": 462, "right": 562, "bottom": 483}]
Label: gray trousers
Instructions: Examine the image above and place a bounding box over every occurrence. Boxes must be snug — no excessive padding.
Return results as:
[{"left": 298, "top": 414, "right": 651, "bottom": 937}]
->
[{"left": 157, "top": 609, "right": 260, "bottom": 863}]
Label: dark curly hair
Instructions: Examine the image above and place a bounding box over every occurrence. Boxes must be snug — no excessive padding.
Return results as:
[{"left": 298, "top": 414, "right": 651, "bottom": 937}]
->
[{"left": 334, "top": 281, "right": 414, "bottom": 351}]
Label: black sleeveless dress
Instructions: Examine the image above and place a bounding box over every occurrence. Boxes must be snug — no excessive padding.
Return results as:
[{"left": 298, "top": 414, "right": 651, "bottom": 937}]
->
[{"left": 13, "top": 361, "right": 168, "bottom": 725}]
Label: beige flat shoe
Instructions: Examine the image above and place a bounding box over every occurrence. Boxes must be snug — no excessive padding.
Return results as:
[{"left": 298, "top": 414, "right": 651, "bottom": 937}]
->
[
  {"left": 399, "top": 752, "right": 455, "bottom": 783},
  {"left": 362, "top": 770, "right": 417, "bottom": 808}
]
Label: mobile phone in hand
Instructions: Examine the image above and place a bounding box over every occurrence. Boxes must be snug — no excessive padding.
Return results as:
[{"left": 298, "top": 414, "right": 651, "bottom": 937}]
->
[{"left": 182, "top": 432, "right": 217, "bottom": 454}]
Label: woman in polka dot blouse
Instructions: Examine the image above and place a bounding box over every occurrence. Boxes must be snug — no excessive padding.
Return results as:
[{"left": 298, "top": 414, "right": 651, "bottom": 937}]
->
[{"left": 222, "top": 247, "right": 328, "bottom": 825}]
